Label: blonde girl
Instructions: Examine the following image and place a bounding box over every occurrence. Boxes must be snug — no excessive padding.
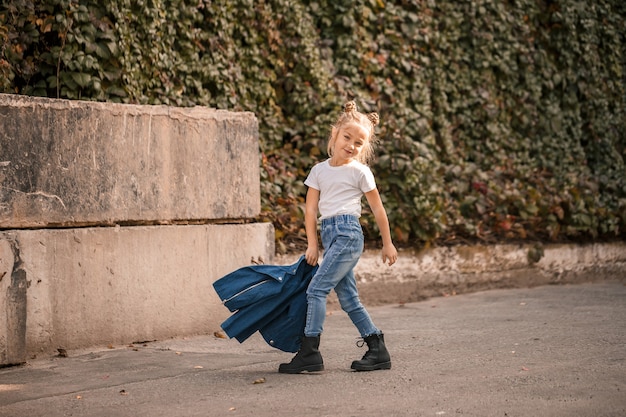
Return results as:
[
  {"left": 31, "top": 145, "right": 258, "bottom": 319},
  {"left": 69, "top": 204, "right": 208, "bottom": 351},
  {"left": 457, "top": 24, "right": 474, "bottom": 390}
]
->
[{"left": 279, "top": 101, "right": 398, "bottom": 373}]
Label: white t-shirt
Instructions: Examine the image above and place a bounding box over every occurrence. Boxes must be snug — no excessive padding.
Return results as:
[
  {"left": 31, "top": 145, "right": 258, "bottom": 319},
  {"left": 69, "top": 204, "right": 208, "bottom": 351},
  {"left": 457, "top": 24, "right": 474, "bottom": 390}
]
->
[{"left": 304, "top": 159, "right": 377, "bottom": 220}]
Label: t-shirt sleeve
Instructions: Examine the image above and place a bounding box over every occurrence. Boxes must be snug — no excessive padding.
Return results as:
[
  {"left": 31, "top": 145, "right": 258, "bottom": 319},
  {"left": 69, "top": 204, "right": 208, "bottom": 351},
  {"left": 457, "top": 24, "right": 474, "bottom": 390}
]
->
[
  {"left": 304, "top": 164, "right": 320, "bottom": 190},
  {"left": 359, "top": 166, "right": 377, "bottom": 193}
]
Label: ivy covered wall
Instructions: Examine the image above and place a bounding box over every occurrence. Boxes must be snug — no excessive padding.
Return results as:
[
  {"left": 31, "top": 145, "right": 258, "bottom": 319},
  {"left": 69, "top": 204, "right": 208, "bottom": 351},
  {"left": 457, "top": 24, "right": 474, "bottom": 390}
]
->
[{"left": 2, "top": 0, "right": 624, "bottom": 249}]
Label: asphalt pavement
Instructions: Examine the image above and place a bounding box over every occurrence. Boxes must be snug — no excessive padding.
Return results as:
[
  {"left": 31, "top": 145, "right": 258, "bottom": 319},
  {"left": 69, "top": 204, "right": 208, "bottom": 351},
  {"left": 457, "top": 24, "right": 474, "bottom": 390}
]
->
[{"left": 1, "top": 281, "right": 625, "bottom": 417}]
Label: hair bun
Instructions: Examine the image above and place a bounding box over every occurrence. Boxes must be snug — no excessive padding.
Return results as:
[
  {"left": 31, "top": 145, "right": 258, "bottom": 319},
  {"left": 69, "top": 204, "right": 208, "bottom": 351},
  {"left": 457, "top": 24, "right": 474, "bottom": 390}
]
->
[
  {"left": 367, "top": 112, "right": 380, "bottom": 127},
  {"left": 343, "top": 101, "right": 357, "bottom": 113}
]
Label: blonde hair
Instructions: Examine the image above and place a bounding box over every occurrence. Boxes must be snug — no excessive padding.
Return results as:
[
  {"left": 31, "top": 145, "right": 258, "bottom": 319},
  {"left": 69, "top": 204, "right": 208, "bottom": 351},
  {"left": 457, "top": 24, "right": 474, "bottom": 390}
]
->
[{"left": 327, "top": 101, "right": 379, "bottom": 165}]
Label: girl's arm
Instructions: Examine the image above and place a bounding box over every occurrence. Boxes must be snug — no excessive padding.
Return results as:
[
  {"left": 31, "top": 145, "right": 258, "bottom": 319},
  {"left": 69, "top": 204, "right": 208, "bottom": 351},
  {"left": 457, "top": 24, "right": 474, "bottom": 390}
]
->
[
  {"left": 365, "top": 188, "right": 398, "bottom": 266},
  {"left": 304, "top": 187, "right": 321, "bottom": 266}
]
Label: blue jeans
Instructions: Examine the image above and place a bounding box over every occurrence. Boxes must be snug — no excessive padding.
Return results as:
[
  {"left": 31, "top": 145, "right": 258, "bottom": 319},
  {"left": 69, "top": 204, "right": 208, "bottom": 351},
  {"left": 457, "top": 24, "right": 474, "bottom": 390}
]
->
[{"left": 304, "top": 214, "right": 380, "bottom": 338}]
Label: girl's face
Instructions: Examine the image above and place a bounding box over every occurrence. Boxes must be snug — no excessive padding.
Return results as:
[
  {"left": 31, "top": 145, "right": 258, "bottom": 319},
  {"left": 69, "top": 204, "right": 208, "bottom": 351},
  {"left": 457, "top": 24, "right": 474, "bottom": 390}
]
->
[{"left": 330, "top": 122, "right": 370, "bottom": 166}]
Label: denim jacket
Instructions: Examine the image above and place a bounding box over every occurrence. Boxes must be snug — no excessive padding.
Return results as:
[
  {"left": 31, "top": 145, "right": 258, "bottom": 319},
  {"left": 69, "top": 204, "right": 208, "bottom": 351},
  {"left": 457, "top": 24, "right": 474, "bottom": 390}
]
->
[{"left": 213, "top": 256, "right": 317, "bottom": 353}]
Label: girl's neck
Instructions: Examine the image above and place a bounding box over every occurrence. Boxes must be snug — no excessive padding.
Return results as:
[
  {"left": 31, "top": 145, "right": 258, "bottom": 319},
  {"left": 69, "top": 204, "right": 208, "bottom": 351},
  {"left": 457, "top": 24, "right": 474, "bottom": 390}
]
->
[{"left": 329, "top": 156, "right": 353, "bottom": 167}]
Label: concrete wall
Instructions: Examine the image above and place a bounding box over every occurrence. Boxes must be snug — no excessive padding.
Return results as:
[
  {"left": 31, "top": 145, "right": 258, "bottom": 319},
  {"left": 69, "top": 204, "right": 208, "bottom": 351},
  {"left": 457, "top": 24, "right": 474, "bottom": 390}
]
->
[
  {"left": 350, "top": 242, "right": 626, "bottom": 306},
  {"left": 0, "top": 94, "right": 274, "bottom": 365},
  {"left": 0, "top": 224, "right": 273, "bottom": 364},
  {"left": 277, "top": 242, "right": 626, "bottom": 308},
  {"left": 0, "top": 94, "right": 260, "bottom": 227}
]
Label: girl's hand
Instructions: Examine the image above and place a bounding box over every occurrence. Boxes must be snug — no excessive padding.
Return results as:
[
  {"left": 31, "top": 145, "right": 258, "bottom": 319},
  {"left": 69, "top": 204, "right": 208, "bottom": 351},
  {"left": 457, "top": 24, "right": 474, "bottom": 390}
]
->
[
  {"left": 381, "top": 244, "right": 398, "bottom": 266},
  {"left": 305, "top": 246, "right": 319, "bottom": 266}
]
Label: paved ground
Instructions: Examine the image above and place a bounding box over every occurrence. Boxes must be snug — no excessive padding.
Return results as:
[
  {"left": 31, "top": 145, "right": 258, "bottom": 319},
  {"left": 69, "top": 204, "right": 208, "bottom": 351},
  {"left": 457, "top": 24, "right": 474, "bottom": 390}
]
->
[{"left": 1, "top": 281, "right": 625, "bottom": 417}]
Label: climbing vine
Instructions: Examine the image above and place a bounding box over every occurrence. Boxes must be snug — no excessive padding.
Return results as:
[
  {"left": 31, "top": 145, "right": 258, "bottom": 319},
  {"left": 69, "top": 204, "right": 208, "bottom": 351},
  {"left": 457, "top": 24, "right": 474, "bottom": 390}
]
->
[{"left": 1, "top": 0, "right": 624, "bottom": 250}]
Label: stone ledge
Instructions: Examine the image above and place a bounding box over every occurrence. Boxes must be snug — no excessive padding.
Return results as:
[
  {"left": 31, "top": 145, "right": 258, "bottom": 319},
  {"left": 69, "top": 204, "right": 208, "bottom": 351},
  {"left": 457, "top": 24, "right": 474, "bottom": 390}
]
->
[
  {"left": 0, "top": 223, "right": 274, "bottom": 365},
  {"left": 276, "top": 242, "right": 626, "bottom": 306},
  {"left": 0, "top": 94, "right": 260, "bottom": 228}
]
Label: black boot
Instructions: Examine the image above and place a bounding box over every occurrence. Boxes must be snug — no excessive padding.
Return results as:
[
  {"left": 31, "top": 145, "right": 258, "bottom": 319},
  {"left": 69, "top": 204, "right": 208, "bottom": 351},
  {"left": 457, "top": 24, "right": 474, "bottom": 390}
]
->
[
  {"left": 351, "top": 333, "right": 391, "bottom": 371},
  {"left": 278, "top": 336, "right": 324, "bottom": 374}
]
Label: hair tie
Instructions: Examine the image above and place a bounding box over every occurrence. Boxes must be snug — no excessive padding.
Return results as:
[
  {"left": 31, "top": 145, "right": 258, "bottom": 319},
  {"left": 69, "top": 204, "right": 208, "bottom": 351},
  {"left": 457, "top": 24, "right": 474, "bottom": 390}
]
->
[
  {"left": 343, "top": 101, "right": 357, "bottom": 113},
  {"left": 367, "top": 112, "right": 380, "bottom": 127}
]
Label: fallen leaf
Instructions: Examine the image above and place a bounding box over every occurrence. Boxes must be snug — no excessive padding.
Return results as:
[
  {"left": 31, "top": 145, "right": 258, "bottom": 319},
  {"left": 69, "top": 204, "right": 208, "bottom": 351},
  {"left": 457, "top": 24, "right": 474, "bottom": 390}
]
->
[
  {"left": 253, "top": 377, "right": 266, "bottom": 384},
  {"left": 521, "top": 366, "right": 529, "bottom": 371},
  {"left": 120, "top": 389, "right": 128, "bottom": 396},
  {"left": 176, "top": 352, "right": 182, "bottom": 355},
  {"left": 194, "top": 366, "right": 204, "bottom": 369},
  {"left": 76, "top": 395, "right": 82, "bottom": 400},
  {"left": 229, "top": 407, "right": 236, "bottom": 411},
  {"left": 214, "top": 331, "right": 227, "bottom": 339}
]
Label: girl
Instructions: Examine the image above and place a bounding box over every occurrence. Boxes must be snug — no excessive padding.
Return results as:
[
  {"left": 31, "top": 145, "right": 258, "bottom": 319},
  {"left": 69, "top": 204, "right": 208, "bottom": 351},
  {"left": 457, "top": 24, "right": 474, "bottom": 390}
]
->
[{"left": 279, "top": 101, "right": 398, "bottom": 374}]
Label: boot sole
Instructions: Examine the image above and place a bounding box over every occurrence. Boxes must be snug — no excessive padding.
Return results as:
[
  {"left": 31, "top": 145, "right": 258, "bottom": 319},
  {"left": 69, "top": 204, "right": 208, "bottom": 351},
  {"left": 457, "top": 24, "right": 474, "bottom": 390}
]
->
[
  {"left": 351, "top": 361, "right": 391, "bottom": 372},
  {"left": 278, "top": 364, "right": 324, "bottom": 374}
]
